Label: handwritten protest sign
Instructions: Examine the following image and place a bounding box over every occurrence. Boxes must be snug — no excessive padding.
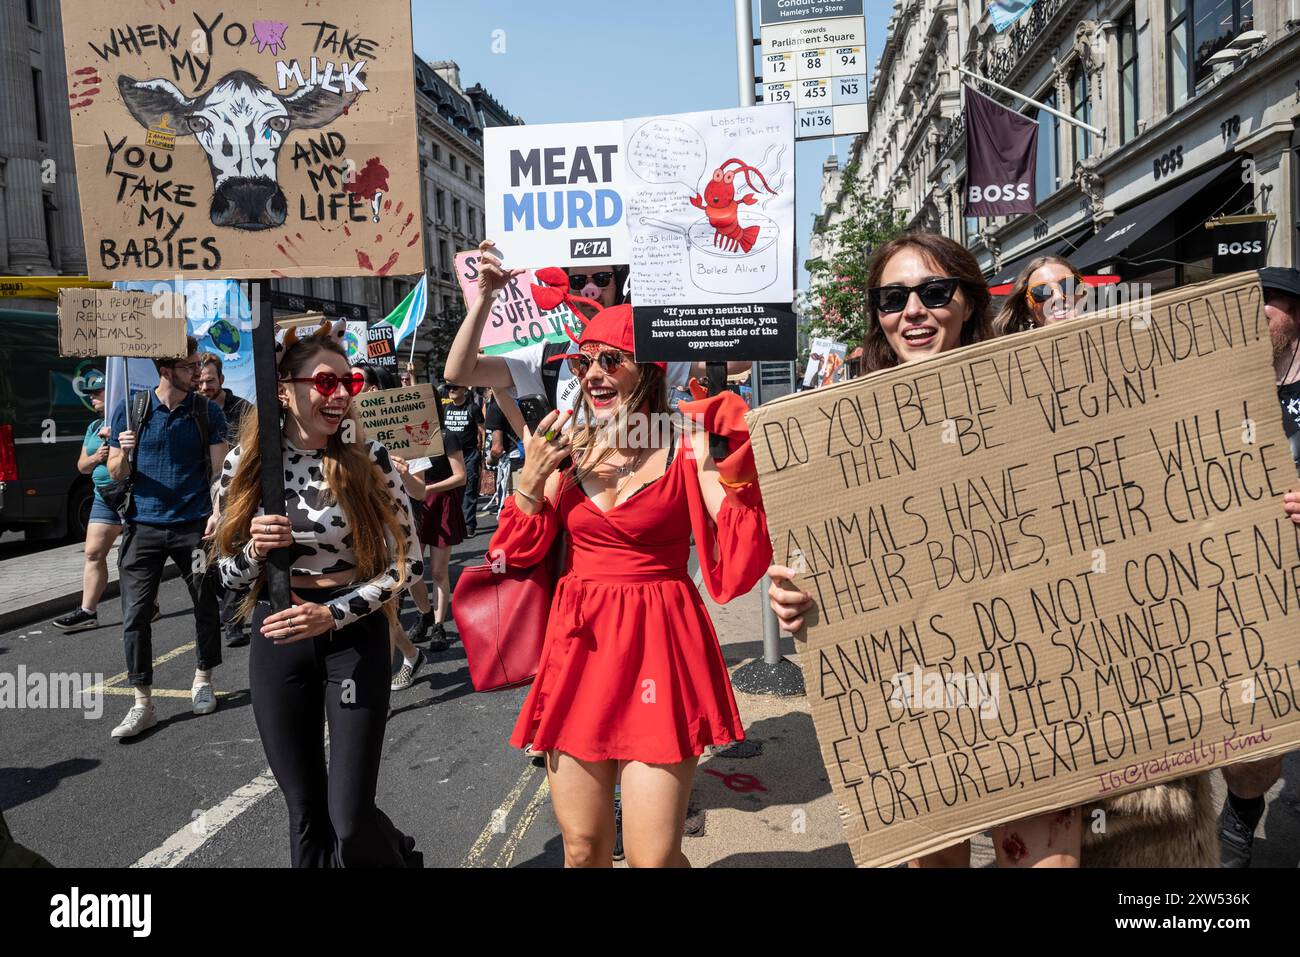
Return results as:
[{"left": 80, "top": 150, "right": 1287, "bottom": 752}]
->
[
  {"left": 624, "top": 104, "right": 796, "bottom": 363},
  {"left": 58, "top": 288, "right": 186, "bottom": 358},
  {"left": 454, "top": 251, "right": 580, "bottom": 355},
  {"left": 749, "top": 273, "right": 1300, "bottom": 867},
  {"left": 62, "top": 0, "right": 424, "bottom": 281},
  {"left": 356, "top": 384, "right": 443, "bottom": 460},
  {"left": 483, "top": 120, "right": 628, "bottom": 268}
]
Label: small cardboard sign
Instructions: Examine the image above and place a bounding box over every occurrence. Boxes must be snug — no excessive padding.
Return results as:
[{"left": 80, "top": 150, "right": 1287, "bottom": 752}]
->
[
  {"left": 453, "top": 250, "right": 579, "bottom": 355},
  {"left": 57, "top": 288, "right": 186, "bottom": 358},
  {"left": 355, "top": 383, "right": 444, "bottom": 459}
]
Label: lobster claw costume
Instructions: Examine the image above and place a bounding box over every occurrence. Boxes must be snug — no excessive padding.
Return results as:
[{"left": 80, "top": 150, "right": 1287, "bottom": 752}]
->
[
  {"left": 677, "top": 383, "right": 762, "bottom": 510},
  {"left": 484, "top": 274, "right": 772, "bottom": 763}
]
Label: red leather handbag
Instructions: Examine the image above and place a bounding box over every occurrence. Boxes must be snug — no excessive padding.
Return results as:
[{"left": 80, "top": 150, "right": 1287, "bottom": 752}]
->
[{"left": 452, "top": 536, "right": 565, "bottom": 692}]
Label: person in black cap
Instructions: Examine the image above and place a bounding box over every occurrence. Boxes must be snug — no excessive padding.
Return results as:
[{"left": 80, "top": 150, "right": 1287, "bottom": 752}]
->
[{"left": 1220, "top": 266, "right": 1300, "bottom": 867}]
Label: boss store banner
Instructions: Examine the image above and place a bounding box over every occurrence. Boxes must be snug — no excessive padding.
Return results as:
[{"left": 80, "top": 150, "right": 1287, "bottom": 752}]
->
[
  {"left": 962, "top": 84, "right": 1038, "bottom": 217},
  {"left": 1211, "top": 221, "right": 1267, "bottom": 273}
]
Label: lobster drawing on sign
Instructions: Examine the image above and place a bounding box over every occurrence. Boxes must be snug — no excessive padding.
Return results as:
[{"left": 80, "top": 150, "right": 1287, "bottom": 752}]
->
[{"left": 689, "top": 159, "right": 778, "bottom": 253}]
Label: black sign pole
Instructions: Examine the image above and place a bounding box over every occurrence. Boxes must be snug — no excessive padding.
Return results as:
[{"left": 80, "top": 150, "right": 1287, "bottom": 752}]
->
[
  {"left": 250, "top": 278, "right": 292, "bottom": 611},
  {"left": 705, "top": 361, "right": 730, "bottom": 461}
]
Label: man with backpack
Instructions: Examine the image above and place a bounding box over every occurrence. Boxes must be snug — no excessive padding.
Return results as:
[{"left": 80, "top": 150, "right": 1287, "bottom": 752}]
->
[{"left": 105, "top": 336, "right": 230, "bottom": 739}]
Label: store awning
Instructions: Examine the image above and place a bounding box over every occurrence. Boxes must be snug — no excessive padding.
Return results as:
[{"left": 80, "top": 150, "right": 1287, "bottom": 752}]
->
[
  {"left": 987, "top": 225, "right": 1094, "bottom": 288},
  {"left": 1066, "top": 159, "right": 1236, "bottom": 271}
]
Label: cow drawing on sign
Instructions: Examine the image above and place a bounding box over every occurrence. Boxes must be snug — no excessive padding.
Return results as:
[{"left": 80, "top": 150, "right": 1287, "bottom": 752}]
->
[{"left": 117, "top": 70, "right": 364, "bottom": 230}]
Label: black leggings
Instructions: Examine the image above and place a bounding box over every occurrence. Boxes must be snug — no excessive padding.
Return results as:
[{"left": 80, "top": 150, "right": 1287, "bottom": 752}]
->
[{"left": 249, "top": 589, "right": 413, "bottom": 868}]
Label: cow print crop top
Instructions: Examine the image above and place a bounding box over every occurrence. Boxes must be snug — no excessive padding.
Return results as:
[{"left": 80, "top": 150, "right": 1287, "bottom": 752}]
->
[{"left": 216, "top": 439, "right": 423, "bottom": 629}]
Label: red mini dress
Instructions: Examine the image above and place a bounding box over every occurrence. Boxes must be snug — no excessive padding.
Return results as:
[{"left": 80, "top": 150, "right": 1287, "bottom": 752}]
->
[{"left": 489, "top": 435, "right": 772, "bottom": 764}]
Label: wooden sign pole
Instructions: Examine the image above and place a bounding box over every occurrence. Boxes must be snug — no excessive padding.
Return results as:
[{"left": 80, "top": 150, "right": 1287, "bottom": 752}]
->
[{"left": 250, "top": 278, "right": 292, "bottom": 611}]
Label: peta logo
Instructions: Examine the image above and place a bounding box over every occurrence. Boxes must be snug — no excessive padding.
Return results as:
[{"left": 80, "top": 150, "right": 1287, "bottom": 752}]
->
[
  {"left": 1217, "top": 240, "right": 1263, "bottom": 256},
  {"left": 968, "top": 183, "right": 1030, "bottom": 203},
  {"left": 50, "top": 887, "right": 151, "bottom": 938},
  {"left": 570, "top": 238, "right": 612, "bottom": 259}
]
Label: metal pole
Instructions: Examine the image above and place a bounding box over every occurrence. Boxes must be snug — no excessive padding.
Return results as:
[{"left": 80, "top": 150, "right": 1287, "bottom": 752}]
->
[
  {"left": 250, "top": 278, "right": 291, "bottom": 611},
  {"left": 737, "top": 0, "right": 785, "bottom": 671},
  {"left": 959, "top": 66, "right": 1103, "bottom": 136}
]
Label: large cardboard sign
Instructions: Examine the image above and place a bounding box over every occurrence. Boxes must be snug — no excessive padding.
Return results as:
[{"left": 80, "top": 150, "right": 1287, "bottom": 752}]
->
[
  {"left": 624, "top": 105, "right": 797, "bottom": 363},
  {"left": 749, "top": 273, "right": 1300, "bottom": 867},
  {"left": 483, "top": 120, "right": 628, "bottom": 268},
  {"left": 454, "top": 250, "right": 580, "bottom": 356},
  {"left": 63, "top": 1, "right": 424, "bottom": 281},
  {"left": 356, "top": 383, "right": 444, "bottom": 459},
  {"left": 58, "top": 288, "right": 185, "bottom": 358}
]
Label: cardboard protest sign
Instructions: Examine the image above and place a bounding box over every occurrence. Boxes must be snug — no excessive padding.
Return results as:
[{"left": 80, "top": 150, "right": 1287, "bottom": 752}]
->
[
  {"left": 454, "top": 250, "right": 580, "bottom": 355},
  {"left": 624, "top": 104, "right": 797, "bottom": 363},
  {"left": 804, "top": 338, "right": 848, "bottom": 389},
  {"left": 58, "top": 288, "right": 186, "bottom": 358},
  {"left": 62, "top": 1, "right": 424, "bottom": 281},
  {"left": 484, "top": 120, "right": 628, "bottom": 268},
  {"left": 356, "top": 383, "right": 443, "bottom": 459},
  {"left": 367, "top": 323, "right": 397, "bottom": 368},
  {"left": 749, "top": 273, "right": 1300, "bottom": 867}
]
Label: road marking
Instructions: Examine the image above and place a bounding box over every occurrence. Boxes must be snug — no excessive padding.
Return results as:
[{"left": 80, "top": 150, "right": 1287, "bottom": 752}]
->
[
  {"left": 461, "top": 762, "right": 539, "bottom": 867},
  {"left": 131, "top": 768, "right": 279, "bottom": 868},
  {"left": 494, "top": 777, "right": 550, "bottom": 868},
  {"left": 85, "top": 641, "right": 196, "bottom": 695},
  {"left": 100, "top": 686, "right": 236, "bottom": 699}
]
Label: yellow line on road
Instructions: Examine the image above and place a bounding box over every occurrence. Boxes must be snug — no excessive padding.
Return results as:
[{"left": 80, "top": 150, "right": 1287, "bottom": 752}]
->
[
  {"left": 84, "top": 641, "right": 197, "bottom": 695},
  {"left": 493, "top": 777, "right": 551, "bottom": 869},
  {"left": 461, "top": 762, "right": 539, "bottom": 868}
]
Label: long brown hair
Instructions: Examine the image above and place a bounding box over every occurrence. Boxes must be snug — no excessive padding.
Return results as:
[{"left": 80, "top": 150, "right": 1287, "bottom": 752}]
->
[
  {"left": 213, "top": 331, "right": 410, "bottom": 625},
  {"left": 862, "top": 231, "right": 992, "bottom": 373},
  {"left": 992, "top": 254, "right": 1083, "bottom": 337}
]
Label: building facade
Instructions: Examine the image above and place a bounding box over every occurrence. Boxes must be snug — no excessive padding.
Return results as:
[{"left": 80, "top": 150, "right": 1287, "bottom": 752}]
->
[
  {"left": 0, "top": 0, "right": 521, "bottom": 381},
  {"left": 814, "top": 0, "right": 1300, "bottom": 300}
]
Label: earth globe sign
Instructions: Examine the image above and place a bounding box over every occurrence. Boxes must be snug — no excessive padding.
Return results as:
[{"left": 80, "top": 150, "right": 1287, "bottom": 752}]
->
[
  {"left": 343, "top": 330, "right": 364, "bottom": 363},
  {"left": 208, "top": 319, "right": 241, "bottom": 355}
]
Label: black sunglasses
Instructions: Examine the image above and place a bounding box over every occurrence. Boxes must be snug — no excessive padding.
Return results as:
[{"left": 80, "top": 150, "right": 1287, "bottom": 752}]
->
[
  {"left": 567, "top": 349, "right": 628, "bottom": 376},
  {"left": 569, "top": 271, "right": 614, "bottom": 290},
  {"left": 869, "top": 278, "right": 962, "bottom": 315}
]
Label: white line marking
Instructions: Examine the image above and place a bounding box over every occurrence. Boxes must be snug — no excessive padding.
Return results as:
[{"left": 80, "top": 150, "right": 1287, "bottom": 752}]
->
[{"left": 131, "top": 768, "right": 279, "bottom": 868}]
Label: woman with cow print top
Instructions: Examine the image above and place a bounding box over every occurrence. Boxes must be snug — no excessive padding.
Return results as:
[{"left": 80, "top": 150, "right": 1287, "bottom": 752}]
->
[{"left": 211, "top": 322, "right": 422, "bottom": 868}]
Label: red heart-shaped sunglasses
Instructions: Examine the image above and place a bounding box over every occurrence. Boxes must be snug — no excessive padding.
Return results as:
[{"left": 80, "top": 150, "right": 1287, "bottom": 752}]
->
[{"left": 282, "top": 371, "right": 367, "bottom": 397}]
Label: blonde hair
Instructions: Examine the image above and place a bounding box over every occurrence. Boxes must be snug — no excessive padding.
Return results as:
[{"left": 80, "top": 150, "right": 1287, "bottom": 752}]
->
[
  {"left": 566, "top": 362, "right": 670, "bottom": 485},
  {"left": 993, "top": 255, "right": 1083, "bottom": 337},
  {"left": 212, "top": 330, "right": 409, "bottom": 626}
]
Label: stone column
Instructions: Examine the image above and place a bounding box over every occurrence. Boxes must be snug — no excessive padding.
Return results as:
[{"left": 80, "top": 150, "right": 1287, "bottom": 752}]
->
[
  {"left": 1238, "top": 124, "right": 1297, "bottom": 268},
  {"left": 0, "top": 0, "right": 53, "bottom": 273},
  {"left": 44, "top": 4, "right": 86, "bottom": 273}
]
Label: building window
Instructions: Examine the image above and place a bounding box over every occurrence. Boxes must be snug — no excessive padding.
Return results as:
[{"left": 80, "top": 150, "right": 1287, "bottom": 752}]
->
[
  {"left": 450, "top": 155, "right": 458, "bottom": 173},
  {"left": 43, "top": 194, "right": 59, "bottom": 269},
  {"left": 432, "top": 143, "right": 441, "bottom": 162},
  {"left": 468, "top": 205, "right": 478, "bottom": 239},
  {"left": 31, "top": 69, "right": 46, "bottom": 142},
  {"left": 1119, "top": 7, "right": 1139, "bottom": 144},
  {"left": 453, "top": 198, "right": 462, "bottom": 231},
  {"left": 435, "top": 189, "right": 446, "bottom": 220},
  {"left": 26, "top": 0, "right": 37, "bottom": 25},
  {"left": 1167, "top": 0, "right": 1254, "bottom": 109},
  {"left": 1034, "top": 89, "right": 1061, "bottom": 199},
  {"left": 1071, "top": 65, "right": 1092, "bottom": 163},
  {"left": 438, "top": 239, "right": 450, "bottom": 273}
]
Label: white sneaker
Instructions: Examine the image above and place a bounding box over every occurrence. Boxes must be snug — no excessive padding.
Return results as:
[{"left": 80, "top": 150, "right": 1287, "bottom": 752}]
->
[
  {"left": 111, "top": 703, "right": 157, "bottom": 739},
  {"left": 191, "top": 683, "right": 217, "bottom": 715}
]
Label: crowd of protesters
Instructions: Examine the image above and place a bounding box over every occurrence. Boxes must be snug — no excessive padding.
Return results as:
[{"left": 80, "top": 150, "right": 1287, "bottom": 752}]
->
[{"left": 50, "top": 239, "right": 1299, "bottom": 870}]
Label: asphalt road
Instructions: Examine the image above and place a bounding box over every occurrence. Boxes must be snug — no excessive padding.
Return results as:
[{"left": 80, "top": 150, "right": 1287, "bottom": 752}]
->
[{"left": 0, "top": 510, "right": 569, "bottom": 868}]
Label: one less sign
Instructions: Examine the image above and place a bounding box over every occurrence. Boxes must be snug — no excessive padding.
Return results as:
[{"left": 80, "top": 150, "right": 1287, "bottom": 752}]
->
[
  {"left": 624, "top": 104, "right": 797, "bottom": 363},
  {"left": 356, "top": 383, "right": 444, "bottom": 459},
  {"left": 58, "top": 288, "right": 186, "bottom": 358},
  {"left": 749, "top": 272, "right": 1300, "bottom": 867},
  {"left": 483, "top": 120, "right": 628, "bottom": 268},
  {"left": 62, "top": 0, "right": 424, "bottom": 281},
  {"left": 759, "top": 0, "right": 868, "bottom": 141},
  {"left": 454, "top": 250, "right": 580, "bottom": 355}
]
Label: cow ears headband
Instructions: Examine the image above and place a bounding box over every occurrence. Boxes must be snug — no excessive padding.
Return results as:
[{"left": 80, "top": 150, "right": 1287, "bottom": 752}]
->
[
  {"left": 530, "top": 267, "right": 601, "bottom": 345},
  {"left": 274, "top": 320, "right": 348, "bottom": 371}
]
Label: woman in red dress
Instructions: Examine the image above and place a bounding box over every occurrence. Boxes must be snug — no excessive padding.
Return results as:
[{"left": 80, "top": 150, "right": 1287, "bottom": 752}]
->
[{"left": 486, "top": 265, "right": 771, "bottom": 867}]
